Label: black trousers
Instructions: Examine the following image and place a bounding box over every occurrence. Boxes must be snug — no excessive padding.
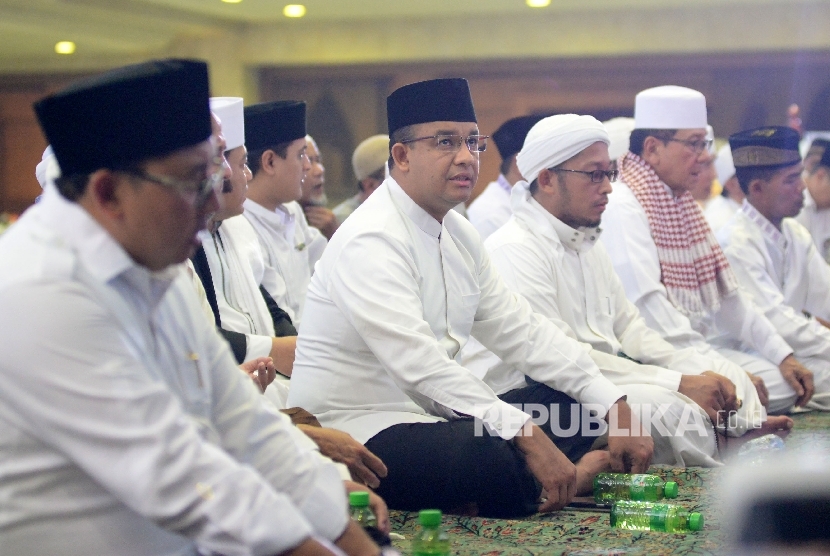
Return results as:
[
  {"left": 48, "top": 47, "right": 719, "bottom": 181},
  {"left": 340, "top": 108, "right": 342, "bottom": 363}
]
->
[{"left": 364, "top": 382, "right": 594, "bottom": 518}]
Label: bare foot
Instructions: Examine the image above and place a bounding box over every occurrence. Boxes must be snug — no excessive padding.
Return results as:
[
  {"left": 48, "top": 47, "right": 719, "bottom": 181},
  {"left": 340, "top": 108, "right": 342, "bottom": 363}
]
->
[
  {"left": 717, "top": 415, "right": 793, "bottom": 460},
  {"left": 574, "top": 450, "right": 612, "bottom": 495}
]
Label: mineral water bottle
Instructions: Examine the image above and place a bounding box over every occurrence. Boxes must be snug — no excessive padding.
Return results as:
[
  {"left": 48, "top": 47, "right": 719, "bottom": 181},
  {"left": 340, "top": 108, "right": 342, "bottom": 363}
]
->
[
  {"left": 412, "top": 509, "right": 450, "bottom": 556},
  {"left": 610, "top": 500, "right": 703, "bottom": 532},
  {"left": 593, "top": 473, "right": 678, "bottom": 504},
  {"left": 348, "top": 491, "right": 377, "bottom": 529},
  {"left": 735, "top": 433, "right": 786, "bottom": 466}
]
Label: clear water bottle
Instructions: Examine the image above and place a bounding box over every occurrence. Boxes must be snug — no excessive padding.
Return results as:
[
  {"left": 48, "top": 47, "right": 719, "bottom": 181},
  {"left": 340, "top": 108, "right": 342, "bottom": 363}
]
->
[
  {"left": 348, "top": 491, "right": 377, "bottom": 529},
  {"left": 735, "top": 433, "right": 785, "bottom": 466},
  {"left": 412, "top": 509, "right": 450, "bottom": 556},
  {"left": 593, "top": 473, "right": 678, "bottom": 504},
  {"left": 610, "top": 500, "right": 703, "bottom": 532}
]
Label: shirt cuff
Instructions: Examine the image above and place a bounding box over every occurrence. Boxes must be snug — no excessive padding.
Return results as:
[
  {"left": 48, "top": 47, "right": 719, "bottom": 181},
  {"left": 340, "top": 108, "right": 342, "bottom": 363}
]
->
[
  {"left": 481, "top": 400, "right": 532, "bottom": 440},
  {"left": 577, "top": 377, "right": 627, "bottom": 420},
  {"left": 245, "top": 334, "right": 273, "bottom": 361},
  {"left": 764, "top": 340, "right": 794, "bottom": 367}
]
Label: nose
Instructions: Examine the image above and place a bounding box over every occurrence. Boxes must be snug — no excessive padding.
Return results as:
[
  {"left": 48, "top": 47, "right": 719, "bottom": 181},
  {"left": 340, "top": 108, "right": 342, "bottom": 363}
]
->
[
  {"left": 599, "top": 176, "right": 613, "bottom": 195},
  {"left": 454, "top": 142, "right": 476, "bottom": 166}
]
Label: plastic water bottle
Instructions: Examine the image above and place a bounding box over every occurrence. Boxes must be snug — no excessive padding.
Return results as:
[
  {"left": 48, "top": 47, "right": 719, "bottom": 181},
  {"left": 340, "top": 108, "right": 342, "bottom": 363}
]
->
[
  {"left": 610, "top": 500, "right": 703, "bottom": 532},
  {"left": 412, "top": 509, "right": 450, "bottom": 556},
  {"left": 735, "top": 433, "right": 786, "bottom": 466},
  {"left": 593, "top": 473, "right": 678, "bottom": 504},
  {"left": 348, "top": 491, "right": 377, "bottom": 529}
]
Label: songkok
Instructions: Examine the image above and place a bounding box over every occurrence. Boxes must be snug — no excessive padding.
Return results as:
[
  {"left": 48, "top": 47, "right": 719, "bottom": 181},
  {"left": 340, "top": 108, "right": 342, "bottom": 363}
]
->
[
  {"left": 492, "top": 115, "right": 545, "bottom": 160},
  {"left": 244, "top": 100, "right": 306, "bottom": 152},
  {"left": 210, "top": 97, "right": 245, "bottom": 151},
  {"left": 34, "top": 59, "right": 211, "bottom": 176},
  {"left": 517, "top": 114, "right": 609, "bottom": 184},
  {"left": 729, "top": 126, "right": 801, "bottom": 169},
  {"left": 634, "top": 85, "right": 707, "bottom": 130},
  {"left": 352, "top": 134, "right": 389, "bottom": 180},
  {"left": 714, "top": 143, "right": 736, "bottom": 185},
  {"left": 387, "top": 78, "right": 476, "bottom": 136},
  {"left": 604, "top": 117, "right": 635, "bottom": 159},
  {"left": 35, "top": 146, "right": 60, "bottom": 190}
]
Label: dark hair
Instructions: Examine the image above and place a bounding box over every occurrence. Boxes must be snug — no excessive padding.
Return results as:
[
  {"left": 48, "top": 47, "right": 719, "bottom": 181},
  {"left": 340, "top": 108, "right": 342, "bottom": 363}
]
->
[
  {"left": 247, "top": 141, "right": 291, "bottom": 176},
  {"left": 499, "top": 154, "right": 514, "bottom": 177},
  {"left": 54, "top": 173, "right": 91, "bottom": 201},
  {"left": 628, "top": 129, "right": 677, "bottom": 156},
  {"left": 735, "top": 164, "right": 796, "bottom": 195},
  {"left": 388, "top": 124, "right": 417, "bottom": 169}
]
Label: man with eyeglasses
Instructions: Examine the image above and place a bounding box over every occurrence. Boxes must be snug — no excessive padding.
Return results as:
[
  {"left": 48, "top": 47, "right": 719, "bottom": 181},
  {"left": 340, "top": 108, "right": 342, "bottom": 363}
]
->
[
  {"left": 601, "top": 85, "right": 805, "bottom": 424},
  {"left": 0, "top": 59, "right": 380, "bottom": 556},
  {"left": 461, "top": 113, "right": 740, "bottom": 466},
  {"left": 289, "top": 78, "right": 653, "bottom": 517},
  {"left": 717, "top": 126, "right": 830, "bottom": 411}
]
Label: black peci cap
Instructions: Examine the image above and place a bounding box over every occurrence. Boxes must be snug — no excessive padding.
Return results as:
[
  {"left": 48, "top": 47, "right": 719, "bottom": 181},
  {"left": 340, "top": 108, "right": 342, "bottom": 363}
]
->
[
  {"left": 387, "top": 78, "right": 476, "bottom": 136},
  {"left": 243, "top": 100, "right": 307, "bottom": 152}
]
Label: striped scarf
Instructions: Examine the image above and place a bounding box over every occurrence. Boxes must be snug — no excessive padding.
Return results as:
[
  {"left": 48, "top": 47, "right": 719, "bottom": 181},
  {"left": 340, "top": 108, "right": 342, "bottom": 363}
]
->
[{"left": 620, "top": 152, "right": 738, "bottom": 317}]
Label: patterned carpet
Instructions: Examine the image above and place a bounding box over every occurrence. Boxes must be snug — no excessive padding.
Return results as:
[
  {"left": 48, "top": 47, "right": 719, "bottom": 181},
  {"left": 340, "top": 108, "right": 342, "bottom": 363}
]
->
[{"left": 389, "top": 412, "right": 830, "bottom": 555}]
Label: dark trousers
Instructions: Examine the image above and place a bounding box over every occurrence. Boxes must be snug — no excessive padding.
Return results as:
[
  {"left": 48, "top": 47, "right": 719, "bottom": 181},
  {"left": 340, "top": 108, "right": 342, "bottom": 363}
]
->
[{"left": 364, "top": 383, "right": 594, "bottom": 518}]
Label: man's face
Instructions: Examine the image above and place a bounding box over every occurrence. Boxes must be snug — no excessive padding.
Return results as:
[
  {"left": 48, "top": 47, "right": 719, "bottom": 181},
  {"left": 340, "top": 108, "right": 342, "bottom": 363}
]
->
[
  {"left": 120, "top": 139, "right": 221, "bottom": 270},
  {"left": 220, "top": 145, "right": 251, "bottom": 219},
  {"left": 805, "top": 166, "right": 830, "bottom": 210},
  {"left": 546, "top": 141, "right": 613, "bottom": 229},
  {"left": 689, "top": 158, "right": 716, "bottom": 202},
  {"left": 300, "top": 138, "right": 326, "bottom": 206},
  {"left": 760, "top": 163, "right": 805, "bottom": 221},
  {"left": 271, "top": 137, "right": 310, "bottom": 205},
  {"left": 648, "top": 128, "right": 711, "bottom": 194},
  {"left": 398, "top": 121, "right": 479, "bottom": 220}
]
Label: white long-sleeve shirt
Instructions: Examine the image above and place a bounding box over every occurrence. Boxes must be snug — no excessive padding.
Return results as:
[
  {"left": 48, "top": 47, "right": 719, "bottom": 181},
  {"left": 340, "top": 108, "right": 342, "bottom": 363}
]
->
[
  {"left": 719, "top": 201, "right": 830, "bottom": 359},
  {"left": 243, "top": 199, "right": 327, "bottom": 327},
  {"left": 600, "top": 178, "right": 792, "bottom": 366},
  {"left": 461, "top": 181, "right": 715, "bottom": 395},
  {"left": 288, "top": 177, "right": 624, "bottom": 444},
  {"left": 199, "top": 214, "right": 275, "bottom": 361},
  {"left": 703, "top": 195, "right": 741, "bottom": 235},
  {"left": 795, "top": 189, "right": 830, "bottom": 263},
  {"left": 0, "top": 189, "right": 348, "bottom": 556},
  {"left": 467, "top": 175, "right": 513, "bottom": 240}
]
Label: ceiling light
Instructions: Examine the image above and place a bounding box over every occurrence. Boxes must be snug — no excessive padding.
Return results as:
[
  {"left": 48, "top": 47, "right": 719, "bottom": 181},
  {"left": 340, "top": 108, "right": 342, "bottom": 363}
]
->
[
  {"left": 526, "top": 0, "right": 551, "bottom": 6},
  {"left": 222, "top": 0, "right": 243, "bottom": 3},
  {"left": 55, "top": 41, "right": 76, "bottom": 55},
  {"left": 283, "top": 4, "right": 306, "bottom": 17}
]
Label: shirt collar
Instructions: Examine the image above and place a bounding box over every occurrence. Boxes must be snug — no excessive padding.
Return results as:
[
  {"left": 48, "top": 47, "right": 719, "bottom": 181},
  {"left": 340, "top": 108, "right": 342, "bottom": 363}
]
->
[
  {"left": 386, "top": 177, "right": 443, "bottom": 238},
  {"left": 40, "top": 189, "right": 179, "bottom": 308},
  {"left": 243, "top": 198, "right": 293, "bottom": 227},
  {"left": 496, "top": 174, "right": 512, "bottom": 194},
  {"left": 742, "top": 199, "right": 787, "bottom": 251}
]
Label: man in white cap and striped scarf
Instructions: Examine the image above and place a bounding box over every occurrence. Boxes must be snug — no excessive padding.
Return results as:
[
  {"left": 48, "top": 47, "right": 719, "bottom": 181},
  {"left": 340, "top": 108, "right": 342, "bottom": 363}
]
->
[{"left": 601, "top": 85, "right": 807, "bottom": 421}]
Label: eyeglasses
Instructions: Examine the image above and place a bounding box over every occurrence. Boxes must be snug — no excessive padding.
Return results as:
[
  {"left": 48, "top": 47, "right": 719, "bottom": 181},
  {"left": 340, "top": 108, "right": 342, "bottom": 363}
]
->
[
  {"left": 400, "top": 134, "right": 489, "bottom": 153},
  {"left": 666, "top": 138, "right": 714, "bottom": 155},
  {"left": 120, "top": 157, "right": 224, "bottom": 207},
  {"left": 551, "top": 168, "right": 619, "bottom": 183}
]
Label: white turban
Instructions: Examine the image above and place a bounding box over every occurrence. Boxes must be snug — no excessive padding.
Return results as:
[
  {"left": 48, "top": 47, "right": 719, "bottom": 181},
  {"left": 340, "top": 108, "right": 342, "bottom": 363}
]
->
[
  {"left": 35, "top": 145, "right": 60, "bottom": 191},
  {"left": 517, "top": 114, "right": 609, "bottom": 184},
  {"left": 603, "top": 117, "right": 635, "bottom": 160}
]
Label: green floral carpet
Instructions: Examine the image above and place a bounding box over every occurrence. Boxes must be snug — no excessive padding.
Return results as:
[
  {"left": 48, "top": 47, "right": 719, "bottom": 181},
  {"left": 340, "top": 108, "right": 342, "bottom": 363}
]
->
[{"left": 389, "top": 412, "right": 830, "bottom": 555}]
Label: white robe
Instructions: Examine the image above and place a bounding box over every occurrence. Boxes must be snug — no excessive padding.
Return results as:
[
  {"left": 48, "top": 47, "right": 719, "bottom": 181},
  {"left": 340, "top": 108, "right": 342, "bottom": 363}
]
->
[
  {"left": 0, "top": 189, "right": 347, "bottom": 555},
  {"left": 243, "top": 199, "right": 327, "bottom": 327},
  {"left": 703, "top": 194, "right": 741, "bottom": 235},
  {"left": 795, "top": 189, "right": 830, "bottom": 263},
  {"left": 718, "top": 201, "right": 830, "bottom": 410},
  {"left": 460, "top": 182, "right": 718, "bottom": 465},
  {"left": 288, "top": 177, "right": 625, "bottom": 444},
  {"left": 467, "top": 175, "right": 513, "bottom": 240}
]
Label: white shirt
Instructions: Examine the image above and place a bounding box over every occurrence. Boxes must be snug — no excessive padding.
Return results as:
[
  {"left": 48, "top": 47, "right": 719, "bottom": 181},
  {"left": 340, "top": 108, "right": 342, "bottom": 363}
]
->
[
  {"left": 199, "top": 215, "right": 274, "bottom": 362},
  {"left": 243, "top": 199, "right": 327, "bottom": 327},
  {"left": 795, "top": 189, "right": 830, "bottom": 263},
  {"left": 600, "top": 178, "right": 793, "bottom": 366},
  {"left": 462, "top": 181, "right": 715, "bottom": 394},
  {"left": 332, "top": 194, "right": 362, "bottom": 225},
  {"left": 703, "top": 195, "right": 741, "bottom": 235},
  {"left": 467, "top": 174, "right": 512, "bottom": 240},
  {"left": 0, "top": 189, "right": 348, "bottom": 556},
  {"left": 719, "top": 201, "right": 830, "bottom": 359},
  {"left": 288, "top": 177, "right": 624, "bottom": 444}
]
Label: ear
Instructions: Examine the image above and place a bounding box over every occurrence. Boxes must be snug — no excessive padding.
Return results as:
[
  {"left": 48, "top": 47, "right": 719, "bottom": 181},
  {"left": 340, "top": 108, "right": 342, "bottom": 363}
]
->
[
  {"left": 391, "top": 143, "right": 409, "bottom": 173},
  {"left": 86, "top": 169, "right": 126, "bottom": 218},
  {"left": 641, "top": 136, "right": 662, "bottom": 166},
  {"left": 260, "top": 150, "right": 279, "bottom": 176},
  {"left": 536, "top": 168, "right": 557, "bottom": 193},
  {"left": 748, "top": 177, "right": 766, "bottom": 197}
]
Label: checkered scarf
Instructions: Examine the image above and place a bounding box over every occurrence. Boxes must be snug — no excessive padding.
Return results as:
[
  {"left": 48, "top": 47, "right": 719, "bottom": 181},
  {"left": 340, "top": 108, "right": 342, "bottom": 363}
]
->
[{"left": 620, "top": 152, "right": 738, "bottom": 317}]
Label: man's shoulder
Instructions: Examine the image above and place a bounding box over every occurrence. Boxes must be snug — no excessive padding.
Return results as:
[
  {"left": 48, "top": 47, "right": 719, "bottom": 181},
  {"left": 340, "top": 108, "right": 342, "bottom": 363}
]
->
[
  {"left": 0, "top": 209, "right": 77, "bottom": 291},
  {"left": 484, "top": 215, "right": 534, "bottom": 251},
  {"left": 783, "top": 217, "right": 818, "bottom": 250}
]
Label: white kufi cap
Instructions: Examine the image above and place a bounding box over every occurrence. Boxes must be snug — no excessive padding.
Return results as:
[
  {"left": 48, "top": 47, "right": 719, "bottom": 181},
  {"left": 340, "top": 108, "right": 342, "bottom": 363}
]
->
[
  {"left": 210, "top": 97, "right": 245, "bottom": 150},
  {"left": 517, "top": 114, "right": 609, "bottom": 184},
  {"left": 35, "top": 145, "right": 60, "bottom": 190},
  {"left": 634, "top": 85, "right": 707, "bottom": 130},
  {"left": 714, "top": 143, "right": 735, "bottom": 185},
  {"left": 352, "top": 134, "right": 390, "bottom": 181},
  {"left": 603, "top": 117, "right": 635, "bottom": 160}
]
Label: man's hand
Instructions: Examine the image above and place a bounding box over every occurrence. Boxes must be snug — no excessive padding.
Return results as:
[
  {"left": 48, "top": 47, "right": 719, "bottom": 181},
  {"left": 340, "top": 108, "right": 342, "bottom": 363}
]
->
[
  {"left": 334, "top": 521, "right": 381, "bottom": 556},
  {"left": 678, "top": 372, "right": 738, "bottom": 424},
  {"left": 512, "top": 423, "right": 576, "bottom": 512},
  {"left": 304, "top": 206, "right": 339, "bottom": 240},
  {"left": 344, "top": 480, "right": 390, "bottom": 534},
  {"left": 239, "top": 357, "right": 276, "bottom": 392},
  {"left": 606, "top": 400, "right": 653, "bottom": 474},
  {"left": 746, "top": 372, "right": 769, "bottom": 408},
  {"left": 299, "top": 426, "right": 388, "bottom": 489},
  {"left": 270, "top": 336, "right": 296, "bottom": 377},
  {"left": 779, "top": 354, "right": 815, "bottom": 407}
]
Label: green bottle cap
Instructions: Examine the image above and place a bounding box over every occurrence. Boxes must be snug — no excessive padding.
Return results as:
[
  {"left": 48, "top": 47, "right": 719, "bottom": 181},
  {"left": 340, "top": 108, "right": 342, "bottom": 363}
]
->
[
  {"left": 689, "top": 512, "right": 704, "bottom": 531},
  {"left": 419, "top": 509, "right": 443, "bottom": 527},
  {"left": 349, "top": 491, "right": 370, "bottom": 507},
  {"left": 664, "top": 481, "right": 678, "bottom": 499}
]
